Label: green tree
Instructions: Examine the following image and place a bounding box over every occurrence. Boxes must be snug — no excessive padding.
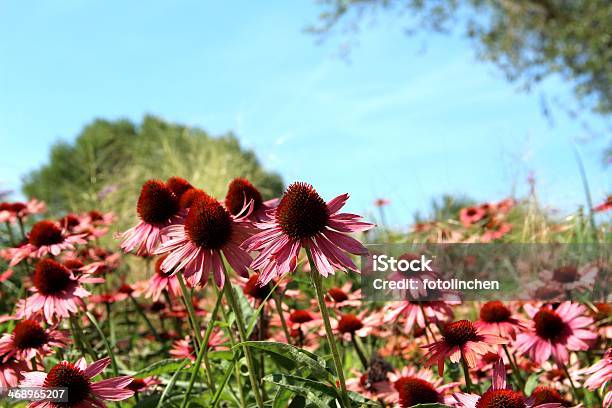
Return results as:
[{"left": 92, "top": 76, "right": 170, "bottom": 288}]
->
[
  {"left": 23, "top": 115, "right": 284, "bottom": 232},
  {"left": 311, "top": 0, "right": 612, "bottom": 114}
]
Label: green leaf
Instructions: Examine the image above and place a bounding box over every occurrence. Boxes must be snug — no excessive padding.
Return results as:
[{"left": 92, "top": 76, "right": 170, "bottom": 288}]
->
[
  {"left": 347, "top": 391, "right": 378, "bottom": 407},
  {"left": 237, "top": 341, "right": 334, "bottom": 379},
  {"left": 524, "top": 373, "right": 539, "bottom": 395},
  {"left": 135, "top": 358, "right": 189, "bottom": 377},
  {"left": 264, "top": 373, "right": 338, "bottom": 408}
]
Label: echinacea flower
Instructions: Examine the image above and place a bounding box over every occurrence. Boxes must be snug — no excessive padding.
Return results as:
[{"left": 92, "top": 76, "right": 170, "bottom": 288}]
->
[
  {"left": 154, "top": 193, "right": 253, "bottom": 287},
  {"left": 170, "top": 329, "right": 226, "bottom": 361},
  {"left": 459, "top": 206, "right": 486, "bottom": 227},
  {"left": 454, "top": 359, "right": 562, "bottom": 408},
  {"left": 126, "top": 376, "right": 160, "bottom": 394},
  {"left": 593, "top": 196, "right": 612, "bottom": 212},
  {"left": 225, "top": 178, "right": 277, "bottom": 221},
  {"left": 476, "top": 301, "right": 527, "bottom": 340},
  {"left": 529, "top": 386, "right": 572, "bottom": 407},
  {"left": 392, "top": 365, "right": 458, "bottom": 407},
  {"left": 0, "top": 319, "right": 69, "bottom": 365},
  {"left": 120, "top": 180, "right": 182, "bottom": 255},
  {"left": 144, "top": 255, "right": 181, "bottom": 301},
  {"left": 16, "top": 258, "right": 103, "bottom": 323},
  {"left": 581, "top": 348, "right": 611, "bottom": 407},
  {"left": 165, "top": 176, "right": 193, "bottom": 200},
  {"left": 0, "top": 199, "right": 46, "bottom": 224},
  {"left": 242, "top": 273, "right": 274, "bottom": 301},
  {"left": 346, "top": 355, "right": 395, "bottom": 403},
  {"left": 515, "top": 302, "right": 597, "bottom": 365},
  {"left": 10, "top": 220, "right": 86, "bottom": 266},
  {"left": 582, "top": 348, "right": 611, "bottom": 390},
  {"left": 384, "top": 300, "right": 453, "bottom": 334},
  {"left": 538, "top": 264, "right": 598, "bottom": 292},
  {"left": 19, "top": 357, "right": 134, "bottom": 407},
  {"left": 0, "top": 358, "right": 27, "bottom": 388},
  {"left": 246, "top": 182, "right": 373, "bottom": 286},
  {"left": 333, "top": 311, "right": 379, "bottom": 340},
  {"left": 421, "top": 319, "right": 507, "bottom": 375}
]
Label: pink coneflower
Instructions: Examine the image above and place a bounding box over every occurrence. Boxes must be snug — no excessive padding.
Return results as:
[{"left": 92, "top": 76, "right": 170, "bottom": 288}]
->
[
  {"left": 384, "top": 301, "right": 453, "bottom": 334},
  {"left": 422, "top": 319, "right": 506, "bottom": 375},
  {"left": 0, "top": 199, "right": 46, "bottom": 223},
  {"left": 16, "top": 258, "right": 102, "bottom": 323},
  {"left": 392, "top": 365, "right": 458, "bottom": 407},
  {"left": 346, "top": 360, "right": 396, "bottom": 403},
  {"left": 0, "top": 319, "right": 69, "bottom": 364},
  {"left": 225, "top": 178, "right": 277, "bottom": 221},
  {"left": 481, "top": 220, "right": 512, "bottom": 242},
  {"left": 454, "top": 359, "right": 561, "bottom": 408},
  {"left": 144, "top": 255, "right": 181, "bottom": 301},
  {"left": 246, "top": 182, "right": 373, "bottom": 286},
  {"left": 538, "top": 264, "right": 598, "bottom": 292},
  {"left": 459, "top": 206, "right": 486, "bottom": 227},
  {"left": 154, "top": 193, "right": 253, "bottom": 287},
  {"left": 515, "top": 302, "right": 597, "bottom": 365},
  {"left": 242, "top": 273, "right": 274, "bottom": 301},
  {"left": 126, "top": 376, "right": 160, "bottom": 394},
  {"left": 20, "top": 357, "right": 134, "bottom": 407},
  {"left": 324, "top": 283, "right": 361, "bottom": 308},
  {"left": 10, "top": 220, "right": 86, "bottom": 266},
  {"left": 334, "top": 312, "right": 377, "bottom": 340},
  {"left": 0, "top": 358, "right": 27, "bottom": 387},
  {"left": 593, "top": 195, "right": 612, "bottom": 212},
  {"left": 165, "top": 176, "right": 193, "bottom": 200},
  {"left": 529, "top": 387, "right": 572, "bottom": 407},
  {"left": 120, "top": 180, "right": 182, "bottom": 255},
  {"left": 476, "top": 301, "right": 527, "bottom": 340},
  {"left": 373, "top": 198, "right": 390, "bottom": 207},
  {"left": 170, "top": 329, "right": 226, "bottom": 361},
  {"left": 581, "top": 348, "right": 611, "bottom": 401}
]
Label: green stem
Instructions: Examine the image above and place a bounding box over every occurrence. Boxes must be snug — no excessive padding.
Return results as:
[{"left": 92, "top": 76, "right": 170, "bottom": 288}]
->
[
  {"left": 86, "top": 312, "right": 118, "bottom": 376},
  {"left": 350, "top": 333, "right": 368, "bottom": 369},
  {"left": 561, "top": 362, "right": 581, "bottom": 402},
  {"left": 460, "top": 351, "right": 472, "bottom": 393},
  {"left": 177, "top": 273, "right": 203, "bottom": 352},
  {"left": 213, "top": 284, "right": 246, "bottom": 408},
  {"left": 306, "top": 247, "right": 350, "bottom": 408},
  {"left": 129, "top": 295, "right": 162, "bottom": 342},
  {"left": 503, "top": 344, "right": 524, "bottom": 389},
  {"left": 273, "top": 291, "right": 292, "bottom": 344},
  {"left": 221, "top": 262, "right": 265, "bottom": 408},
  {"left": 180, "top": 293, "right": 223, "bottom": 407}
]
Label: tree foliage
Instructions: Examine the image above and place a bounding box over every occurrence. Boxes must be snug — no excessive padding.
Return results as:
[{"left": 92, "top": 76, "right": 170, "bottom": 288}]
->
[
  {"left": 23, "top": 115, "right": 284, "bottom": 231},
  {"left": 311, "top": 0, "right": 612, "bottom": 114}
]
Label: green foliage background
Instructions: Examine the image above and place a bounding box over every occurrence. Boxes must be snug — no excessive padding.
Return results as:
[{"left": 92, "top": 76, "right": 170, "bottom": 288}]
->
[{"left": 22, "top": 115, "right": 284, "bottom": 234}]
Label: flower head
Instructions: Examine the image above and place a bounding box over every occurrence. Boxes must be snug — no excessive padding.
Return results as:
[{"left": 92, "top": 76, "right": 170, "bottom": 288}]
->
[
  {"left": 10, "top": 220, "right": 86, "bottom": 266},
  {"left": 246, "top": 182, "right": 373, "bottom": 286},
  {"left": 144, "top": 255, "right": 181, "bottom": 301},
  {"left": 20, "top": 357, "right": 134, "bottom": 407},
  {"left": 453, "top": 358, "right": 561, "bottom": 408},
  {"left": 0, "top": 319, "right": 69, "bottom": 364},
  {"left": 476, "top": 301, "right": 527, "bottom": 340},
  {"left": 120, "top": 179, "right": 181, "bottom": 255},
  {"left": 422, "top": 319, "right": 506, "bottom": 375},
  {"left": 460, "top": 206, "right": 486, "bottom": 227},
  {"left": 16, "top": 258, "right": 102, "bottom": 323},
  {"left": 155, "top": 193, "right": 253, "bottom": 287},
  {"left": 515, "top": 302, "right": 597, "bottom": 365}
]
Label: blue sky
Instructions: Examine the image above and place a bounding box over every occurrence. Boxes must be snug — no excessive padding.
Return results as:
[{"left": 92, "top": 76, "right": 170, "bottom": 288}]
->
[{"left": 0, "top": 1, "right": 609, "bottom": 227}]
